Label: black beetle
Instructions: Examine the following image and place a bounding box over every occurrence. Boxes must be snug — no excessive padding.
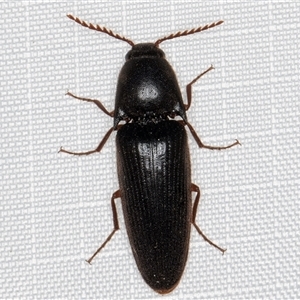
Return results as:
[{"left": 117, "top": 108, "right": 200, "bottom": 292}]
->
[{"left": 60, "top": 14, "right": 240, "bottom": 294}]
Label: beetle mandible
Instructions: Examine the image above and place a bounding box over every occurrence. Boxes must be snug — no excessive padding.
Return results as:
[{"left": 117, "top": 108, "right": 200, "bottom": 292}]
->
[{"left": 60, "top": 14, "right": 240, "bottom": 294}]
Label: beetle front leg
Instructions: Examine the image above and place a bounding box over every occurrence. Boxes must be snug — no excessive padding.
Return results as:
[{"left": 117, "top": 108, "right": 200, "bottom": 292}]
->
[
  {"left": 86, "top": 190, "right": 121, "bottom": 264},
  {"left": 191, "top": 183, "right": 226, "bottom": 254},
  {"left": 185, "top": 65, "right": 214, "bottom": 111},
  {"left": 59, "top": 126, "right": 115, "bottom": 156},
  {"left": 66, "top": 91, "right": 114, "bottom": 117},
  {"left": 186, "top": 121, "right": 240, "bottom": 150}
]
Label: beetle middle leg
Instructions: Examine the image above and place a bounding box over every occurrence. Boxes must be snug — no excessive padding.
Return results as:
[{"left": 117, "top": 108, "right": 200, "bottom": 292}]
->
[
  {"left": 59, "top": 92, "right": 119, "bottom": 155},
  {"left": 191, "top": 183, "right": 226, "bottom": 254},
  {"left": 184, "top": 65, "right": 240, "bottom": 150},
  {"left": 86, "top": 190, "right": 121, "bottom": 264},
  {"left": 185, "top": 121, "right": 240, "bottom": 150},
  {"left": 59, "top": 126, "right": 115, "bottom": 155}
]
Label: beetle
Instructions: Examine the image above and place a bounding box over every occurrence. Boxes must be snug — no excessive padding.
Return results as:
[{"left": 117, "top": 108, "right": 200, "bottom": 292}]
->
[{"left": 60, "top": 14, "right": 240, "bottom": 294}]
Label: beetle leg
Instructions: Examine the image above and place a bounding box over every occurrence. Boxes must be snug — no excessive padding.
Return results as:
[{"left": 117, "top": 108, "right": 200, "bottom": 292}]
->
[
  {"left": 86, "top": 190, "right": 121, "bottom": 264},
  {"left": 59, "top": 126, "right": 115, "bottom": 155},
  {"left": 191, "top": 183, "right": 226, "bottom": 254},
  {"left": 185, "top": 121, "right": 241, "bottom": 150},
  {"left": 66, "top": 91, "right": 114, "bottom": 117},
  {"left": 185, "top": 65, "right": 214, "bottom": 111}
]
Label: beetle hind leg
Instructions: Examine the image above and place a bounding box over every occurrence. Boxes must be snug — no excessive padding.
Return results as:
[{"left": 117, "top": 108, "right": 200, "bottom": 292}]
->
[
  {"left": 186, "top": 122, "right": 241, "bottom": 150},
  {"left": 191, "top": 183, "right": 226, "bottom": 254},
  {"left": 86, "top": 190, "right": 121, "bottom": 264}
]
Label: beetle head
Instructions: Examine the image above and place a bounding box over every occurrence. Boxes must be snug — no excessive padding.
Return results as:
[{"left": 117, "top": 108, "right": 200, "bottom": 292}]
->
[{"left": 125, "top": 43, "right": 165, "bottom": 60}]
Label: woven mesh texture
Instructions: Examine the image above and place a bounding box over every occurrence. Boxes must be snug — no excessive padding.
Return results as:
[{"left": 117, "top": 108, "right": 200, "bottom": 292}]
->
[{"left": 1, "top": 2, "right": 299, "bottom": 299}]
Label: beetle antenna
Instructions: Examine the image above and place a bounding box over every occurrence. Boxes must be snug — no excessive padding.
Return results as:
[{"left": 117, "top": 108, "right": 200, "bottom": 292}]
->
[
  {"left": 154, "top": 20, "right": 224, "bottom": 46},
  {"left": 67, "top": 14, "right": 135, "bottom": 47}
]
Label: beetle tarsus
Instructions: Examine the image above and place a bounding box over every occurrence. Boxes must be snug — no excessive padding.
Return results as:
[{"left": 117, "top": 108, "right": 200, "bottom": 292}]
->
[
  {"left": 193, "top": 223, "right": 227, "bottom": 254},
  {"left": 86, "top": 228, "right": 118, "bottom": 264},
  {"left": 58, "top": 147, "right": 98, "bottom": 156}
]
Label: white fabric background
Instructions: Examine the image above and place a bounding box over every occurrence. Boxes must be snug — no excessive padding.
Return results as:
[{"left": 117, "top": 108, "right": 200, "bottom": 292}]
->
[{"left": 1, "top": 2, "right": 299, "bottom": 299}]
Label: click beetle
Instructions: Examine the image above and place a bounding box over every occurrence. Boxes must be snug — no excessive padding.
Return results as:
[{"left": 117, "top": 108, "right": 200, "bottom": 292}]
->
[{"left": 60, "top": 14, "right": 240, "bottom": 294}]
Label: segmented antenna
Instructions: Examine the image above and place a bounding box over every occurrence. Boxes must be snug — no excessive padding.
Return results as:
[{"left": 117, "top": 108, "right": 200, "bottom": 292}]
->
[
  {"left": 67, "top": 14, "right": 135, "bottom": 46},
  {"left": 154, "top": 20, "right": 224, "bottom": 46}
]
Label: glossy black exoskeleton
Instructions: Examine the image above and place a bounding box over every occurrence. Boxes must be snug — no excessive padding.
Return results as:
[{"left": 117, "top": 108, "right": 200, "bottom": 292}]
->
[{"left": 60, "top": 14, "right": 240, "bottom": 294}]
